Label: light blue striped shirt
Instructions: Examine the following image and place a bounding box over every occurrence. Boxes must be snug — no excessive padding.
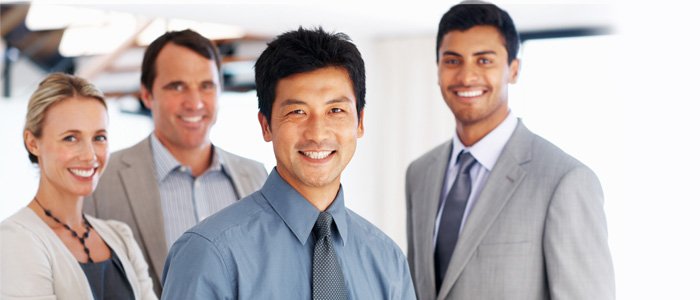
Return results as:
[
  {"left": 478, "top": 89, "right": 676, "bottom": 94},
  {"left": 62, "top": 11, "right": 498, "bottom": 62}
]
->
[
  {"left": 162, "top": 168, "right": 416, "bottom": 299},
  {"left": 150, "top": 134, "right": 238, "bottom": 248}
]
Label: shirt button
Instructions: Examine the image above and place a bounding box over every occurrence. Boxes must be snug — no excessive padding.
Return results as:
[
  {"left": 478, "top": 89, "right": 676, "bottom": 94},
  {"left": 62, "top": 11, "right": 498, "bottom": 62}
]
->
[{"left": 179, "top": 166, "right": 187, "bottom": 172}]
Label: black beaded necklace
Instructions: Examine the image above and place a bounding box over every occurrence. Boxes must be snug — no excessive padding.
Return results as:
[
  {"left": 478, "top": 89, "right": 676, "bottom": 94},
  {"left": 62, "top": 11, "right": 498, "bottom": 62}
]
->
[{"left": 34, "top": 197, "right": 94, "bottom": 263}]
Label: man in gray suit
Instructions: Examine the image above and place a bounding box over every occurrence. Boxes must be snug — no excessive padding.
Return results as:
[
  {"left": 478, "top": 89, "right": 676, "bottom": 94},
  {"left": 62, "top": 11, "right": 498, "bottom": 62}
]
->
[
  {"left": 405, "top": 2, "right": 615, "bottom": 299},
  {"left": 85, "top": 29, "right": 267, "bottom": 296}
]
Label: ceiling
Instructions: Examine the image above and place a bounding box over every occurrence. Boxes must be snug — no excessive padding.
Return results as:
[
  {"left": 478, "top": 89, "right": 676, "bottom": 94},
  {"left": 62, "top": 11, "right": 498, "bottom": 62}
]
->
[
  {"left": 76, "top": 0, "right": 617, "bottom": 39},
  {"left": 1, "top": 0, "right": 616, "bottom": 99}
]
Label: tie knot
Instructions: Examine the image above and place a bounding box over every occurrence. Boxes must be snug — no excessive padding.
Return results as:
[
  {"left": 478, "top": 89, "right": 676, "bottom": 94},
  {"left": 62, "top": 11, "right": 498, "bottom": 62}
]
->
[
  {"left": 456, "top": 151, "right": 477, "bottom": 174},
  {"left": 313, "top": 212, "right": 334, "bottom": 238}
]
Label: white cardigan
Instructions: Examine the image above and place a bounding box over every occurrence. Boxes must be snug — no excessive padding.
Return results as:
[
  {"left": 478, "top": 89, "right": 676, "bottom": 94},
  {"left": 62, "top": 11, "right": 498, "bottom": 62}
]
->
[{"left": 0, "top": 207, "right": 157, "bottom": 300}]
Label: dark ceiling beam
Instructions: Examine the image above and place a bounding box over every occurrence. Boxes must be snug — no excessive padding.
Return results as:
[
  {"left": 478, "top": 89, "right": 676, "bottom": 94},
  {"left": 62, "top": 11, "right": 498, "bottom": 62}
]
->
[
  {"left": 0, "top": 4, "right": 29, "bottom": 37},
  {"left": 520, "top": 26, "right": 613, "bottom": 41}
]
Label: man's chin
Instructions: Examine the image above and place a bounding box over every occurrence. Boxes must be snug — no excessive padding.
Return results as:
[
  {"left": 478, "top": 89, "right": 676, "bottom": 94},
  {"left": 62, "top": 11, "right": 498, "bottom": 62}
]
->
[{"left": 299, "top": 171, "right": 341, "bottom": 189}]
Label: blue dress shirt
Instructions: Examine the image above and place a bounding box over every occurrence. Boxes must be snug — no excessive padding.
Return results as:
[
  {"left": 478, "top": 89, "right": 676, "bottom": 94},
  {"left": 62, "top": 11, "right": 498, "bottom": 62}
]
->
[{"left": 161, "top": 169, "right": 416, "bottom": 299}]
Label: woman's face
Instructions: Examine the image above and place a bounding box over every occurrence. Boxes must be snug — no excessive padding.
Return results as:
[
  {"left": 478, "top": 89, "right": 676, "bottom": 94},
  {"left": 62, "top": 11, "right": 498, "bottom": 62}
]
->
[{"left": 25, "top": 97, "right": 109, "bottom": 198}]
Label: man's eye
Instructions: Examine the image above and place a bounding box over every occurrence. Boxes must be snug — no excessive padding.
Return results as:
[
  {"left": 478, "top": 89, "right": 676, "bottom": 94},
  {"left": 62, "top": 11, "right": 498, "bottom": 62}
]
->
[
  {"left": 166, "top": 83, "right": 185, "bottom": 91},
  {"left": 444, "top": 59, "right": 460, "bottom": 65},
  {"left": 202, "top": 82, "right": 216, "bottom": 90},
  {"left": 330, "top": 108, "right": 344, "bottom": 113},
  {"left": 478, "top": 58, "right": 492, "bottom": 64},
  {"left": 289, "top": 109, "right": 305, "bottom": 115}
]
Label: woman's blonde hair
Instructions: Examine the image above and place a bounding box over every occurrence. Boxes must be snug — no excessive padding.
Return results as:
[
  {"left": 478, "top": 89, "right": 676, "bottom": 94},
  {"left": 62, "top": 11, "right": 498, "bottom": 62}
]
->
[{"left": 23, "top": 73, "right": 107, "bottom": 164}]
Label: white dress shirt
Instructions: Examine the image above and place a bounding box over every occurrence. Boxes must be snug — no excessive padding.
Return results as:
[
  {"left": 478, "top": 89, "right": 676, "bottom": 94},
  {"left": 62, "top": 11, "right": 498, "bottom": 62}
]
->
[{"left": 433, "top": 112, "right": 518, "bottom": 246}]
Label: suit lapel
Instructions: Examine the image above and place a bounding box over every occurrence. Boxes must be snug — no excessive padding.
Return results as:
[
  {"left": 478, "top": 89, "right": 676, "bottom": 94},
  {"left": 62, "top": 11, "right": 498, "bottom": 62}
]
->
[
  {"left": 438, "top": 122, "right": 533, "bottom": 299},
  {"left": 414, "top": 141, "right": 451, "bottom": 298},
  {"left": 221, "top": 153, "right": 250, "bottom": 200},
  {"left": 119, "top": 138, "right": 168, "bottom": 282}
]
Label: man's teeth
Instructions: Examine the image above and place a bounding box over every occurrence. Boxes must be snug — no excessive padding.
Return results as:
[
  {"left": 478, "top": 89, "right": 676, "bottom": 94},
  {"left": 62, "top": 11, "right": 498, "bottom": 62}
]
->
[
  {"left": 181, "top": 116, "right": 203, "bottom": 123},
  {"left": 69, "top": 168, "right": 95, "bottom": 178},
  {"left": 302, "top": 151, "right": 332, "bottom": 160},
  {"left": 457, "top": 90, "right": 485, "bottom": 97}
]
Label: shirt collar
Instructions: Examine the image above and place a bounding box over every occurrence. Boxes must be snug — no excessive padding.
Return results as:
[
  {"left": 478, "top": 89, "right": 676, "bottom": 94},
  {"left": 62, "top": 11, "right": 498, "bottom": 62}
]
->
[
  {"left": 150, "top": 133, "right": 225, "bottom": 181},
  {"left": 450, "top": 112, "right": 518, "bottom": 171},
  {"left": 260, "top": 168, "right": 348, "bottom": 246},
  {"left": 151, "top": 134, "right": 182, "bottom": 181}
]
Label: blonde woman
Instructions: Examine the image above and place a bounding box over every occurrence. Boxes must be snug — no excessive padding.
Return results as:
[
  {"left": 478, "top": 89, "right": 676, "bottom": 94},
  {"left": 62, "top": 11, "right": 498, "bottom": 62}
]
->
[{"left": 0, "top": 73, "right": 157, "bottom": 300}]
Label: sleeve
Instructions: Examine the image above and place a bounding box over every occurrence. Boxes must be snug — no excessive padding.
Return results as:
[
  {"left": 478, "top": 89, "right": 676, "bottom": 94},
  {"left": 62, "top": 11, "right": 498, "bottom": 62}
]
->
[
  {"left": 395, "top": 253, "right": 418, "bottom": 300},
  {"left": 0, "top": 223, "right": 57, "bottom": 300},
  {"left": 161, "top": 232, "right": 236, "bottom": 300},
  {"left": 108, "top": 221, "right": 158, "bottom": 300},
  {"left": 544, "top": 165, "right": 616, "bottom": 300}
]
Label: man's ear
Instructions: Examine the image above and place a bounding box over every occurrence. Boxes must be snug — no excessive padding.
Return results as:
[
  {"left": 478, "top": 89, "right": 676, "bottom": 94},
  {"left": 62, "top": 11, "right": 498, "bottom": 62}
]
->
[
  {"left": 258, "top": 112, "right": 272, "bottom": 142},
  {"left": 357, "top": 109, "right": 365, "bottom": 138},
  {"left": 140, "top": 85, "right": 153, "bottom": 109},
  {"left": 508, "top": 58, "right": 521, "bottom": 84},
  {"left": 24, "top": 130, "right": 40, "bottom": 159}
]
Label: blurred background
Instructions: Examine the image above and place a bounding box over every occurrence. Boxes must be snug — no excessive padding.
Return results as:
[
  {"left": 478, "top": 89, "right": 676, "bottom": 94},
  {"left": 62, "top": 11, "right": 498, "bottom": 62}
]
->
[{"left": 1, "top": 0, "right": 698, "bottom": 298}]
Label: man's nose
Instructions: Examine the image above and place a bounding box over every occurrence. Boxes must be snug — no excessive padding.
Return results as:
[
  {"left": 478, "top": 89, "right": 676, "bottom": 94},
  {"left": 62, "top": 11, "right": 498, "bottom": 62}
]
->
[
  {"left": 456, "top": 64, "right": 479, "bottom": 84},
  {"left": 183, "top": 89, "right": 205, "bottom": 110},
  {"left": 303, "top": 114, "right": 330, "bottom": 142}
]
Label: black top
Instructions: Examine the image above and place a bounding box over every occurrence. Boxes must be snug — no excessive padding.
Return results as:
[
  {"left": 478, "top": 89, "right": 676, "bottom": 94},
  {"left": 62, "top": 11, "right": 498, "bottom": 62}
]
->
[{"left": 80, "top": 248, "right": 135, "bottom": 300}]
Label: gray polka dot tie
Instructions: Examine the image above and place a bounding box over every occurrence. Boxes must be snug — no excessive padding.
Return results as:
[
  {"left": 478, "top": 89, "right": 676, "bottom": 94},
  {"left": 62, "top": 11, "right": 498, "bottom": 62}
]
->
[{"left": 312, "top": 212, "right": 348, "bottom": 300}]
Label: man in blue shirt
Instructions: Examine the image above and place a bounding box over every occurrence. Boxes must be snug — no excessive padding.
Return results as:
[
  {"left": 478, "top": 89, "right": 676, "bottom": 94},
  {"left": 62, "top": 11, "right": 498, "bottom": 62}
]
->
[{"left": 161, "top": 27, "right": 416, "bottom": 299}]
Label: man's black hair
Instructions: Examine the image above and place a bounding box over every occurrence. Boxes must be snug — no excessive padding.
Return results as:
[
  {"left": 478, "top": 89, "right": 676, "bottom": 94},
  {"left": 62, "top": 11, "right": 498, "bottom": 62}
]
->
[
  {"left": 436, "top": 0, "right": 520, "bottom": 64},
  {"left": 255, "top": 27, "right": 365, "bottom": 123}
]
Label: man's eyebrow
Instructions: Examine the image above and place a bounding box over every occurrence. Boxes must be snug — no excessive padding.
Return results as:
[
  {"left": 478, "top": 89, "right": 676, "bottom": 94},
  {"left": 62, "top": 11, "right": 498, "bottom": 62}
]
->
[
  {"left": 279, "top": 99, "right": 306, "bottom": 107},
  {"left": 326, "top": 97, "right": 352, "bottom": 105},
  {"left": 162, "top": 80, "right": 184, "bottom": 87},
  {"left": 441, "top": 50, "right": 498, "bottom": 58},
  {"left": 279, "top": 98, "right": 352, "bottom": 106},
  {"left": 472, "top": 50, "right": 497, "bottom": 56},
  {"left": 441, "top": 50, "right": 463, "bottom": 58}
]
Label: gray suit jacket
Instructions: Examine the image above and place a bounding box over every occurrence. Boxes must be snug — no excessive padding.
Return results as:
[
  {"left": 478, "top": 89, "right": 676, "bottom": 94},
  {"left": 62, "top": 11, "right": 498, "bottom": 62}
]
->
[
  {"left": 406, "top": 121, "right": 615, "bottom": 300},
  {"left": 84, "top": 137, "right": 267, "bottom": 296}
]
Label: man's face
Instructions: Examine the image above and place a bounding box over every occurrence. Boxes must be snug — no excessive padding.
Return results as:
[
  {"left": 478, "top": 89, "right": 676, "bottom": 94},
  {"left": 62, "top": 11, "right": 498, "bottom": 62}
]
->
[
  {"left": 258, "top": 67, "right": 364, "bottom": 194},
  {"left": 438, "top": 25, "right": 519, "bottom": 133},
  {"left": 141, "top": 43, "right": 219, "bottom": 152}
]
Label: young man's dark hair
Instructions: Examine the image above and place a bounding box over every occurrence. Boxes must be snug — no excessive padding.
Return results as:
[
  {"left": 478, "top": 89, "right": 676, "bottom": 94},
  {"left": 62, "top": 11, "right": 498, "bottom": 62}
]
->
[
  {"left": 436, "top": 0, "right": 520, "bottom": 64},
  {"left": 140, "top": 29, "right": 222, "bottom": 92},
  {"left": 254, "top": 27, "right": 366, "bottom": 123}
]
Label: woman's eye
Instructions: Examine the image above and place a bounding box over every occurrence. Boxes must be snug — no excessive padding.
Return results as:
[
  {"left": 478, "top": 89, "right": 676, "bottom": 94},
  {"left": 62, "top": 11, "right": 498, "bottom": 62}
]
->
[
  {"left": 95, "top": 135, "right": 108, "bottom": 142},
  {"left": 63, "top": 136, "right": 77, "bottom": 142}
]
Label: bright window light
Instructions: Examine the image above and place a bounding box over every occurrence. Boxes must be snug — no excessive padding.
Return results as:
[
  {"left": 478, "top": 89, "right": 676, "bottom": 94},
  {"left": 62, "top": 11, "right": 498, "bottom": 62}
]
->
[
  {"left": 137, "top": 18, "right": 246, "bottom": 46},
  {"left": 28, "top": 4, "right": 245, "bottom": 56},
  {"left": 26, "top": 4, "right": 110, "bottom": 30},
  {"left": 58, "top": 14, "right": 138, "bottom": 57}
]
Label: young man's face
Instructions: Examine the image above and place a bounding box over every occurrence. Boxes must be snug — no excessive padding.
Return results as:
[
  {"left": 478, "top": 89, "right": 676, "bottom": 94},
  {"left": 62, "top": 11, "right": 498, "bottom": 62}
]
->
[
  {"left": 141, "top": 43, "right": 219, "bottom": 152},
  {"left": 259, "top": 67, "right": 364, "bottom": 194},
  {"left": 438, "top": 25, "right": 519, "bottom": 134}
]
